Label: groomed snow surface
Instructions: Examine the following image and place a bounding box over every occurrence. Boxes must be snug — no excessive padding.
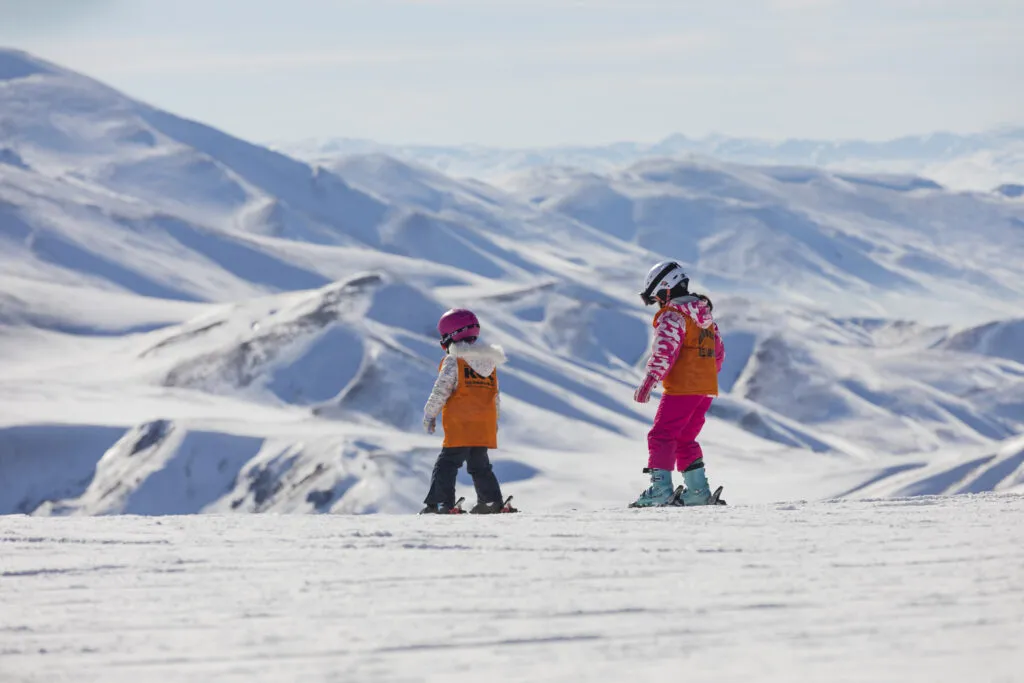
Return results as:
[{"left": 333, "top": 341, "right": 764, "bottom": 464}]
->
[{"left": 3, "top": 494, "right": 1023, "bottom": 683}]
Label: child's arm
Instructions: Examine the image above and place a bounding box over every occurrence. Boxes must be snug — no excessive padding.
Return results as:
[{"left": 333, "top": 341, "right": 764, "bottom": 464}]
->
[
  {"left": 634, "top": 310, "right": 685, "bottom": 403},
  {"left": 422, "top": 356, "right": 458, "bottom": 432}
]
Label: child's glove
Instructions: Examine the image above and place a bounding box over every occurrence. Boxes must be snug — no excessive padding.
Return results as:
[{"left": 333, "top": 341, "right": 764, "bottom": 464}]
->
[
  {"left": 422, "top": 415, "right": 436, "bottom": 434},
  {"left": 634, "top": 373, "right": 657, "bottom": 403}
]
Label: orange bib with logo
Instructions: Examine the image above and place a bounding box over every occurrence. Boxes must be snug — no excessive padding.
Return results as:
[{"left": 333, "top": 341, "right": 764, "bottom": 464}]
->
[
  {"left": 654, "top": 307, "right": 718, "bottom": 396},
  {"left": 441, "top": 357, "right": 499, "bottom": 448}
]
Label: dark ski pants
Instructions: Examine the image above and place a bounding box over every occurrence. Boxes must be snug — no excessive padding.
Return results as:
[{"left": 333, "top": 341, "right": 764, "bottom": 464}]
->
[{"left": 423, "top": 447, "right": 502, "bottom": 508}]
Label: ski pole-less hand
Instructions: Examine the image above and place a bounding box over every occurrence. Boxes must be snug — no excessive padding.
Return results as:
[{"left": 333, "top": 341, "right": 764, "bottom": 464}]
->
[
  {"left": 422, "top": 414, "right": 436, "bottom": 434},
  {"left": 634, "top": 373, "right": 657, "bottom": 403}
]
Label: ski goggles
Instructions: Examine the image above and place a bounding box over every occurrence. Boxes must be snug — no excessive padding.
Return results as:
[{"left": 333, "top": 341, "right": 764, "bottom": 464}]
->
[{"left": 440, "top": 323, "right": 480, "bottom": 348}]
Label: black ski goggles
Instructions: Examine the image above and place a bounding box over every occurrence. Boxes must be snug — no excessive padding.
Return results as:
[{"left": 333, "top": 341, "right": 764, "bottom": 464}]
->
[
  {"left": 440, "top": 323, "right": 480, "bottom": 348},
  {"left": 640, "top": 291, "right": 659, "bottom": 306}
]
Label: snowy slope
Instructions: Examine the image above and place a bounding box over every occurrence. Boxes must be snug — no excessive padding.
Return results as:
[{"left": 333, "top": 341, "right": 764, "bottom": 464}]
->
[
  {"left": 843, "top": 435, "right": 1024, "bottom": 498},
  {"left": 0, "top": 50, "right": 381, "bottom": 304},
  {"left": 275, "top": 127, "right": 1024, "bottom": 192},
  {"left": 502, "top": 159, "right": 1024, "bottom": 323},
  {"left": 2, "top": 495, "right": 1024, "bottom": 682},
  {"left": 1, "top": 273, "right": 850, "bottom": 515},
  {"left": 715, "top": 301, "right": 1024, "bottom": 456},
  {"left": 0, "top": 51, "right": 652, "bottom": 307},
  {"left": 1, "top": 49, "right": 1023, "bottom": 517}
]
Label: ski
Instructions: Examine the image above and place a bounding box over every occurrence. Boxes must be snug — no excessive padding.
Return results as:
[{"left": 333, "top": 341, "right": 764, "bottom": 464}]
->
[
  {"left": 418, "top": 496, "right": 466, "bottom": 515},
  {"left": 709, "top": 486, "right": 726, "bottom": 506},
  {"left": 500, "top": 496, "right": 519, "bottom": 513},
  {"left": 628, "top": 485, "right": 728, "bottom": 508}
]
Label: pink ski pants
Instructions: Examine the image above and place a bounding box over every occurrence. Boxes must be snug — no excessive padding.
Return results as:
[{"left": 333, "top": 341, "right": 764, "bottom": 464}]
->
[{"left": 647, "top": 394, "right": 713, "bottom": 471}]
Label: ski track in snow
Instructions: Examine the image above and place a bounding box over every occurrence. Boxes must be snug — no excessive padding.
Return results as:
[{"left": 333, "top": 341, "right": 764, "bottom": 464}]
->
[{"left": 2, "top": 494, "right": 1023, "bottom": 683}]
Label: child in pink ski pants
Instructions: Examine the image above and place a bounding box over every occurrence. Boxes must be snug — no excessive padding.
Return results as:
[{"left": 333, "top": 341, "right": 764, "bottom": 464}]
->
[{"left": 634, "top": 294, "right": 725, "bottom": 472}]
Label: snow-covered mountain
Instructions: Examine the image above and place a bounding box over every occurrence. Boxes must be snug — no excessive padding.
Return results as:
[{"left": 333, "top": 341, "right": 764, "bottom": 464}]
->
[
  {"left": 2, "top": 48, "right": 1023, "bottom": 517},
  {"left": 275, "top": 127, "right": 1024, "bottom": 192},
  {"left": 499, "top": 160, "right": 1024, "bottom": 324}
]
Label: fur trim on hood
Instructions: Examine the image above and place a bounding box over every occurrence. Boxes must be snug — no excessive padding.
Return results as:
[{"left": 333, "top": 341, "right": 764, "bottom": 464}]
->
[
  {"left": 423, "top": 341, "right": 506, "bottom": 419},
  {"left": 448, "top": 341, "right": 507, "bottom": 376}
]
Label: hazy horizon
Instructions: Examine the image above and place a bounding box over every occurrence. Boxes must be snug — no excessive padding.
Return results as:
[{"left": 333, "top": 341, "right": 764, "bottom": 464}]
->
[{"left": 270, "top": 123, "right": 1024, "bottom": 149}]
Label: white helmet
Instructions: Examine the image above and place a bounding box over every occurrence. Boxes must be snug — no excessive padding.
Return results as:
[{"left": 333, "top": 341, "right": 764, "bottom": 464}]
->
[{"left": 640, "top": 260, "right": 689, "bottom": 306}]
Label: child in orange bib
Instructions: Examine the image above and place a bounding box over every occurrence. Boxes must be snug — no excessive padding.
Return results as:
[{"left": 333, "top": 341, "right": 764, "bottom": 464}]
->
[
  {"left": 420, "top": 308, "right": 514, "bottom": 514},
  {"left": 632, "top": 261, "right": 726, "bottom": 507}
]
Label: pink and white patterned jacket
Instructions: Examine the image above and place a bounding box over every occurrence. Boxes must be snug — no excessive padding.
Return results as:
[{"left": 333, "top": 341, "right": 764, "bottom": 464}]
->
[{"left": 645, "top": 296, "right": 725, "bottom": 382}]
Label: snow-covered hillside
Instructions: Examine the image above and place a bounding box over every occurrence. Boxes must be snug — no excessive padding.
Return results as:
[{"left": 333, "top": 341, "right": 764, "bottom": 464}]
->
[
  {"left": 276, "top": 127, "right": 1024, "bottom": 192},
  {"left": 1, "top": 48, "right": 1023, "bottom": 517},
  {"left": 500, "top": 160, "right": 1024, "bottom": 323},
  {"left": 3, "top": 495, "right": 1023, "bottom": 682}
]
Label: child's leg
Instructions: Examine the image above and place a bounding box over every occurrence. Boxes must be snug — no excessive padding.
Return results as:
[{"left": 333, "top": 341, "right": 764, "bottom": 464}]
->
[
  {"left": 423, "top": 447, "right": 469, "bottom": 508},
  {"left": 672, "top": 396, "right": 720, "bottom": 505},
  {"left": 466, "top": 447, "right": 503, "bottom": 504},
  {"left": 673, "top": 395, "right": 713, "bottom": 472},
  {"left": 635, "top": 395, "right": 700, "bottom": 507},
  {"left": 647, "top": 395, "right": 700, "bottom": 470}
]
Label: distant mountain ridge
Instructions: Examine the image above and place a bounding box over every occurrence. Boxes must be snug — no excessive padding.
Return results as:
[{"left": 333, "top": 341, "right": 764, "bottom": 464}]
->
[{"left": 274, "top": 127, "right": 1024, "bottom": 192}]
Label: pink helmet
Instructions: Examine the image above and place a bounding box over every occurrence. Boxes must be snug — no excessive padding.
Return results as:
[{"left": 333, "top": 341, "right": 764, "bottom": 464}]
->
[{"left": 438, "top": 308, "right": 480, "bottom": 347}]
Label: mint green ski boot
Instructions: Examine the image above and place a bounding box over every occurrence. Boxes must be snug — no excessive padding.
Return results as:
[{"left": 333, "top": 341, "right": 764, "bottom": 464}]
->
[
  {"left": 679, "top": 460, "right": 725, "bottom": 505},
  {"left": 629, "top": 468, "right": 675, "bottom": 508}
]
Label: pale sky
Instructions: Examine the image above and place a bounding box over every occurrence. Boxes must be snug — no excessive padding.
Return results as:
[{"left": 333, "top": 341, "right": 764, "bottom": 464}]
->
[{"left": 1, "top": 0, "right": 1021, "bottom": 147}]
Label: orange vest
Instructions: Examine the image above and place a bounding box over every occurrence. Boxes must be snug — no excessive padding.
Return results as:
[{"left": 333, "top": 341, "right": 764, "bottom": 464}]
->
[
  {"left": 441, "top": 357, "right": 499, "bottom": 448},
  {"left": 654, "top": 307, "right": 719, "bottom": 396}
]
